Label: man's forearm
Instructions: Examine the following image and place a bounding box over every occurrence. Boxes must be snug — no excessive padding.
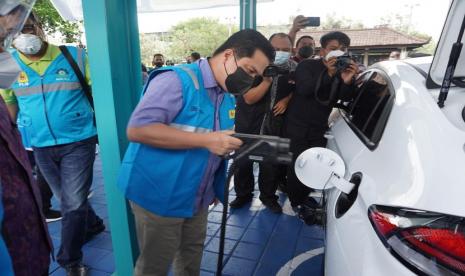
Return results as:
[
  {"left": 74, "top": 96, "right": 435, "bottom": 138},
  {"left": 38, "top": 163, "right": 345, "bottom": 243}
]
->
[
  {"left": 243, "top": 78, "right": 272, "bottom": 105},
  {"left": 288, "top": 28, "right": 298, "bottom": 46},
  {"left": 127, "top": 123, "right": 210, "bottom": 149}
]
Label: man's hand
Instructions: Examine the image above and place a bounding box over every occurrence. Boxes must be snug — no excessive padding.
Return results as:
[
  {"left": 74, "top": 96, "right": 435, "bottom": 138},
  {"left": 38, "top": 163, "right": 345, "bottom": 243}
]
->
[
  {"left": 340, "top": 62, "right": 359, "bottom": 84},
  {"left": 290, "top": 15, "right": 307, "bottom": 33},
  {"left": 205, "top": 130, "right": 243, "bottom": 156},
  {"left": 273, "top": 97, "right": 290, "bottom": 116},
  {"left": 323, "top": 57, "right": 337, "bottom": 77}
]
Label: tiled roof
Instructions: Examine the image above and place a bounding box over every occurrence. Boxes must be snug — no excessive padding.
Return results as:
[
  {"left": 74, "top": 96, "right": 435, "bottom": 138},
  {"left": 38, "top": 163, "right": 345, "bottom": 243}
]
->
[{"left": 297, "top": 27, "right": 430, "bottom": 48}]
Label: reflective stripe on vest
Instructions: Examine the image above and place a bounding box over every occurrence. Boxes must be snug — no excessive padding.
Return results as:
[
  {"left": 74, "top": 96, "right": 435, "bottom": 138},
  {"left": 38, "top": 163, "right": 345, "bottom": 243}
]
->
[
  {"left": 14, "top": 82, "right": 82, "bottom": 96},
  {"left": 170, "top": 123, "right": 212, "bottom": 133},
  {"left": 178, "top": 67, "right": 199, "bottom": 90}
]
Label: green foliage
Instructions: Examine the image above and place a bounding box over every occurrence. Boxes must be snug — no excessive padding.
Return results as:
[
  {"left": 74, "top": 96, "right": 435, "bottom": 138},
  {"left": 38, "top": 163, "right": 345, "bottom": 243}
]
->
[
  {"left": 33, "top": 0, "right": 82, "bottom": 43},
  {"left": 139, "top": 33, "right": 170, "bottom": 66},
  {"left": 166, "top": 17, "right": 238, "bottom": 60},
  {"left": 379, "top": 12, "right": 434, "bottom": 55}
]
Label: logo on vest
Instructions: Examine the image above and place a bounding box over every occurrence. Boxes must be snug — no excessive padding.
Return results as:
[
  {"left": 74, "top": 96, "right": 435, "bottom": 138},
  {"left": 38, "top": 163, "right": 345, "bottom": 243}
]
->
[
  {"left": 56, "top": 68, "right": 70, "bottom": 81},
  {"left": 229, "top": 109, "right": 235, "bottom": 119},
  {"left": 18, "top": 71, "right": 29, "bottom": 86}
]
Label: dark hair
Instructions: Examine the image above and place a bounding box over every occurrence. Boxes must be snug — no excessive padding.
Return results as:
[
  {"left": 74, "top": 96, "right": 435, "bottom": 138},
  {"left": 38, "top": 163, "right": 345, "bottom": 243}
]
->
[
  {"left": 213, "top": 29, "right": 275, "bottom": 62},
  {"left": 269, "top": 32, "right": 292, "bottom": 45},
  {"left": 26, "top": 12, "right": 47, "bottom": 41},
  {"left": 320, "top": 31, "right": 351, "bottom": 48},
  {"left": 295, "top": 35, "right": 314, "bottom": 47},
  {"left": 153, "top": 53, "right": 164, "bottom": 58},
  {"left": 190, "top": 52, "right": 201, "bottom": 60},
  {"left": 28, "top": 12, "right": 41, "bottom": 26}
]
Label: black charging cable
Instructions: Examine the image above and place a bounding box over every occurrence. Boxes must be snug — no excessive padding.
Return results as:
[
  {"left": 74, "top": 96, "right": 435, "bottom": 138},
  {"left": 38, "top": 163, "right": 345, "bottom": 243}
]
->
[
  {"left": 216, "top": 140, "right": 267, "bottom": 275},
  {"left": 216, "top": 135, "right": 292, "bottom": 275}
]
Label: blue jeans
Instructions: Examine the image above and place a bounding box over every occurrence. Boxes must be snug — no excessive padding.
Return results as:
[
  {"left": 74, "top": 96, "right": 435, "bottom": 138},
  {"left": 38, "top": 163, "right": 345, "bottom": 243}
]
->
[{"left": 33, "top": 136, "right": 101, "bottom": 267}]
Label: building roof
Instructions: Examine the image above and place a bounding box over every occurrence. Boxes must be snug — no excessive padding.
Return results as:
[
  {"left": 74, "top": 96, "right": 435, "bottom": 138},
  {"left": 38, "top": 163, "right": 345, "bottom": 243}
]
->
[{"left": 297, "top": 27, "right": 430, "bottom": 49}]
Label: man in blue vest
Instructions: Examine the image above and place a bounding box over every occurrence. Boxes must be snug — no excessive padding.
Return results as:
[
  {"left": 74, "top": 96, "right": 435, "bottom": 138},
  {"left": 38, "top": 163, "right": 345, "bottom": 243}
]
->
[
  {"left": 4, "top": 13, "right": 104, "bottom": 275},
  {"left": 118, "top": 29, "right": 275, "bottom": 275}
]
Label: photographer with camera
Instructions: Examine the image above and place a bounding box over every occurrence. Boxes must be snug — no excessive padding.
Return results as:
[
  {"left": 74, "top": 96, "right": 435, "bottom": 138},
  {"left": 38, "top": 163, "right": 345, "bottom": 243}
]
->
[
  {"left": 230, "top": 33, "right": 297, "bottom": 213},
  {"left": 285, "top": 31, "right": 358, "bottom": 224}
]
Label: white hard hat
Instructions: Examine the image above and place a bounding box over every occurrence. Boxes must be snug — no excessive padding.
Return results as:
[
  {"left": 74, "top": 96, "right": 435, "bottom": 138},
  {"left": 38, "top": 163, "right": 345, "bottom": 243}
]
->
[{"left": 0, "top": 0, "right": 36, "bottom": 50}]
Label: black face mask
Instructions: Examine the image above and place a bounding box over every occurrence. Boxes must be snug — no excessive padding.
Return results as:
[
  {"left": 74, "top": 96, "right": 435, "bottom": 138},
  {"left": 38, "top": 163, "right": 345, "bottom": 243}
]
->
[
  {"left": 224, "top": 56, "right": 255, "bottom": 96},
  {"left": 154, "top": 62, "right": 164, "bottom": 68},
  {"left": 298, "top": 46, "right": 314, "bottom": 59}
]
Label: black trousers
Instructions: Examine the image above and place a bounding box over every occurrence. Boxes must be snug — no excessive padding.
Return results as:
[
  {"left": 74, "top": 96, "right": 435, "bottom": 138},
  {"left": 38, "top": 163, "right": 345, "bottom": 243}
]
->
[
  {"left": 286, "top": 126, "right": 327, "bottom": 207},
  {"left": 27, "top": 151, "right": 53, "bottom": 211},
  {"left": 233, "top": 159, "right": 282, "bottom": 203}
]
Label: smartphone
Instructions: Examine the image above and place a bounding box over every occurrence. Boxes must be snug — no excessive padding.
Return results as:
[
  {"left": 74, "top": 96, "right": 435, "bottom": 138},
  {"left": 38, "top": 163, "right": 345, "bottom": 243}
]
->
[{"left": 303, "top": 17, "right": 320, "bottom": 27}]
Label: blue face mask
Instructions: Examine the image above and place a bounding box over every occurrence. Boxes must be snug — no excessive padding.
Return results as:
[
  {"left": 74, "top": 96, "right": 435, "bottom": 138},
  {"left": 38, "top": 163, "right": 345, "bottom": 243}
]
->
[{"left": 274, "top": 51, "right": 291, "bottom": 65}]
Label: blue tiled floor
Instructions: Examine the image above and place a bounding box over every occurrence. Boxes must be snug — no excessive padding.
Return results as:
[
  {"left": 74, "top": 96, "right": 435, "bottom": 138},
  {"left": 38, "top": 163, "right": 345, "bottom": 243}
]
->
[{"left": 48, "top": 155, "right": 324, "bottom": 275}]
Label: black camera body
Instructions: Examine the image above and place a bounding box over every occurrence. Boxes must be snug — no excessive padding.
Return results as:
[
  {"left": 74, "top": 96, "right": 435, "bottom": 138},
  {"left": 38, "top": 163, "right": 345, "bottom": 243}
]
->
[
  {"left": 263, "top": 65, "right": 290, "bottom": 78},
  {"left": 335, "top": 54, "right": 354, "bottom": 71}
]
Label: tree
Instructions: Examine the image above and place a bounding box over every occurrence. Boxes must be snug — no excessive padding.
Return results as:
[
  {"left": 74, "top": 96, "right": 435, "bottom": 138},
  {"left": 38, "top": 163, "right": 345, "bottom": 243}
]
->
[
  {"left": 139, "top": 33, "right": 170, "bottom": 66},
  {"left": 33, "top": 0, "right": 82, "bottom": 43},
  {"left": 379, "top": 12, "right": 434, "bottom": 54},
  {"left": 166, "top": 18, "right": 238, "bottom": 60}
]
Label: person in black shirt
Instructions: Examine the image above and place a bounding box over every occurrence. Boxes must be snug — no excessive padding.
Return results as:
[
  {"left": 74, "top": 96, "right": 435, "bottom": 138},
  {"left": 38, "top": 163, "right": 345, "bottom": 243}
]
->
[
  {"left": 285, "top": 31, "right": 358, "bottom": 223},
  {"left": 230, "top": 33, "right": 297, "bottom": 213}
]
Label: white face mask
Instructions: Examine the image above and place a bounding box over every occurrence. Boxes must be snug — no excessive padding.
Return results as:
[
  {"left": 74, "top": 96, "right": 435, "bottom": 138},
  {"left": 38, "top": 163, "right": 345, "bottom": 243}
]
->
[
  {"left": 0, "top": 51, "right": 21, "bottom": 89},
  {"left": 325, "top": 50, "right": 346, "bottom": 61},
  {"left": 274, "top": 51, "right": 291, "bottom": 65},
  {"left": 13, "top": 34, "right": 43, "bottom": 55}
]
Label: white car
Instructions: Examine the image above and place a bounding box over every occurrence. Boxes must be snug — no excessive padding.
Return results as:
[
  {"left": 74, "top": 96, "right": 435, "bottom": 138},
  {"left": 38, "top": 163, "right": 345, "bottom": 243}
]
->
[{"left": 295, "top": 1, "right": 465, "bottom": 275}]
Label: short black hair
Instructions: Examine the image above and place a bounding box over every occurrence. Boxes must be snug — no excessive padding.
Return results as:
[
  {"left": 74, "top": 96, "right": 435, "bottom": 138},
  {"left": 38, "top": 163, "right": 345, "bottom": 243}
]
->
[
  {"left": 269, "top": 33, "right": 292, "bottom": 45},
  {"left": 295, "top": 35, "right": 314, "bottom": 47},
  {"left": 320, "top": 31, "right": 351, "bottom": 48},
  {"left": 213, "top": 29, "right": 275, "bottom": 62},
  {"left": 190, "top": 52, "right": 201, "bottom": 60},
  {"left": 153, "top": 53, "right": 164, "bottom": 58}
]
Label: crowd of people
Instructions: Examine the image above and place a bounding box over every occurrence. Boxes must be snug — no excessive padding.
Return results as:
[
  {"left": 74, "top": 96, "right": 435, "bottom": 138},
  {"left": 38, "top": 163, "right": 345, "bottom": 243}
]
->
[{"left": 0, "top": 3, "right": 369, "bottom": 276}]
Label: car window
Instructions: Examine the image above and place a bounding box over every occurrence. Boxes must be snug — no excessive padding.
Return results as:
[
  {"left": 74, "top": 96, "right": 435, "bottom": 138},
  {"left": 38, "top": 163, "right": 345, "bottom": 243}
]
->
[{"left": 343, "top": 70, "right": 393, "bottom": 148}]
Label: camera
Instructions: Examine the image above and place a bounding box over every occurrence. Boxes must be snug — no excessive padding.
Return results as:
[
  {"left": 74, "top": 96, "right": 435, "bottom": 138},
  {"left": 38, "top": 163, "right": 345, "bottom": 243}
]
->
[
  {"left": 335, "top": 54, "right": 354, "bottom": 71},
  {"left": 263, "top": 65, "right": 290, "bottom": 78}
]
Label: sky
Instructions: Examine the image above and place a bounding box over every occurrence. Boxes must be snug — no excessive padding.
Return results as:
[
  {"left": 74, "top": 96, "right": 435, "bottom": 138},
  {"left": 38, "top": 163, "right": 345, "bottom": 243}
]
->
[{"left": 137, "top": 0, "right": 451, "bottom": 40}]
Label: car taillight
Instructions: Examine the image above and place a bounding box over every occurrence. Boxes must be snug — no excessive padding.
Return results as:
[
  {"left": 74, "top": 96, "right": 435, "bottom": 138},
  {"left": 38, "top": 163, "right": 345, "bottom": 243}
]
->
[{"left": 368, "top": 205, "right": 465, "bottom": 275}]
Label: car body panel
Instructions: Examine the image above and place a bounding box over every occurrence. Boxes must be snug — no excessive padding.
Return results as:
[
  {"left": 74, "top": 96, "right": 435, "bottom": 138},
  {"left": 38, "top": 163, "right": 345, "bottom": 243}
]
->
[{"left": 323, "top": 60, "right": 465, "bottom": 275}]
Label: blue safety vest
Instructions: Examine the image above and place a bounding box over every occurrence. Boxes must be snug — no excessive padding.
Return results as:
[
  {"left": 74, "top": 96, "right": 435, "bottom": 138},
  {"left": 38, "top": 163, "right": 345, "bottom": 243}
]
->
[
  {"left": 11, "top": 46, "right": 96, "bottom": 148},
  {"left": 118, "top": 63, "right": 236, "bottom": 218}
]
